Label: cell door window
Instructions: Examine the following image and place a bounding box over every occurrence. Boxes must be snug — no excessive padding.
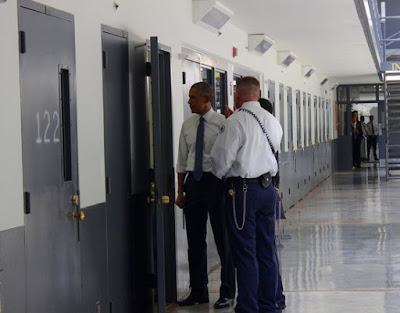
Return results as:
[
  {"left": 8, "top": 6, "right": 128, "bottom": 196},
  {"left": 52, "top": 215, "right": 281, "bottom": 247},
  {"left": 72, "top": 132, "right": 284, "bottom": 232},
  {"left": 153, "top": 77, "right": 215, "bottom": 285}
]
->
[
  {"left": 320, "top": 97, "right": 324, "bottom": 142},
  {"left": 279, "top": 84, "right": 285, "bottom": 151},
  {"left": 314, "top": 96, "right": 318, "bottom": 144},
  {"left": 287, "top": 87, "right": 293, "bottom": 150},
  {"left": 308, "top": 94, "right": 311, "bottom": 146},
  {"left": 296, "top": 90, "right": 301, "bottom": 149},
  {"left": 233, "top": 74, "right": 242, "bottom": 94},
  {"left": 303, "top": 92, "right": 306, "bottom": 148},
  {"left": 327, "top": 99, "right": 331, "bottom": 140},
  {"left": 215, "top": 71, "right": 227, "bottom": 114},
  {"left": 268, "top": 80, "right": 276, "bottom": 115},
  {"left": 201, "top": 66, "right": 215, "bottom": 108}
]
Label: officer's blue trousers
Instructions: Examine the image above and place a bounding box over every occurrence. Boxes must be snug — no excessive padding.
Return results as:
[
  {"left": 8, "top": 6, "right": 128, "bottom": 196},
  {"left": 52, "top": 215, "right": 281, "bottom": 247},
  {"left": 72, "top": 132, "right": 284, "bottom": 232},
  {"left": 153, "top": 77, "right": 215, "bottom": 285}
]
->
[{"left": 226, "top": 182, "right": 280, "bottom": 313}]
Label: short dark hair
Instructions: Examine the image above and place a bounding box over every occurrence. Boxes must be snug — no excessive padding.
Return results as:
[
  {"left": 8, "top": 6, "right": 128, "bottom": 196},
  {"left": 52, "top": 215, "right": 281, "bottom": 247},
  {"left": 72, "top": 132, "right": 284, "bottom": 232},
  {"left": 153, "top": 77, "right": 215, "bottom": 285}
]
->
[
  {"left": 236, "top": 76, "right": 260, "bottom": 90},
  {"left": 191, "top": 82, "right": 213, "bottom": 98},
  {"left": 259, "top": 98, "right": 273, "bottom": 114}
]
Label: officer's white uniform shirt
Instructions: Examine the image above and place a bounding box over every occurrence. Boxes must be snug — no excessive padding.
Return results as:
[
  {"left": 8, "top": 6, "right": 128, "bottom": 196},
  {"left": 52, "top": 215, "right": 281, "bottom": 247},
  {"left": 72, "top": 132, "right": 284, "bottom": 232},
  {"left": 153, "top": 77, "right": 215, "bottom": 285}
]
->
[
  {"left": 176, "top": 108, "right": 225, "bottom": 174},
  {"left": 210, "top": 101, "right": 282, "bottom": 179}
]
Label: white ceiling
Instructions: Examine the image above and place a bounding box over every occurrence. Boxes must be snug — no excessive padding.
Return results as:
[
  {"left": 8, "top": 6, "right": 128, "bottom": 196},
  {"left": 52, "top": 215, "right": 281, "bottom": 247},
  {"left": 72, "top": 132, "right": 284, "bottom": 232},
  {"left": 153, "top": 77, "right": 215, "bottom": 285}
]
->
[{"left": 217, "top": 0, "right": 380, "bottom": 83}]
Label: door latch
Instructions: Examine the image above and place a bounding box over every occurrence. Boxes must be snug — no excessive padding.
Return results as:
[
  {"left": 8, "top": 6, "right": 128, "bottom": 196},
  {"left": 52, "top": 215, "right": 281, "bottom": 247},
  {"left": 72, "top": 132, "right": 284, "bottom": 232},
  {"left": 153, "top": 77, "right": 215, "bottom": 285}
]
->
[{"left": 72, "top": 194, "right": 79, "bottom": 207}]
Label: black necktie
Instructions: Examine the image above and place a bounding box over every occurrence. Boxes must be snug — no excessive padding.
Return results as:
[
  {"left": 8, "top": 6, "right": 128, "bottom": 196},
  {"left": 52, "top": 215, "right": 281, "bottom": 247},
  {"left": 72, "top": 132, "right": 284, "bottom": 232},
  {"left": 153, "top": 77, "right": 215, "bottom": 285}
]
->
[
  {"left": 372, "top": 124, "right": 374, "bottom": 135},
  {"left": 193, "top": 117, "right": 204, "bottom": 181}
]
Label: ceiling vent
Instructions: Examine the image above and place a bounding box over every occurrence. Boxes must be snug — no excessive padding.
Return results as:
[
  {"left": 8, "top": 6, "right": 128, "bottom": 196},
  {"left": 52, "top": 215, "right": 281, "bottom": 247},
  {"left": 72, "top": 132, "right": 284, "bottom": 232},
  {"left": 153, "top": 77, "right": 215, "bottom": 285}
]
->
[
  {"left": 193, "top": 0, "right": 233, "bottom": 33},
  {"left": 320, "top": 78, "right": 328, "bottom": 85},
  {"left": 248, "top": 34, "right": 274, "bottom": 55},
  {"left": 302, "top": 66, "right": 316, "bottom": 78},
  {"left": 277, "top": 51, "right": 296, "bottom": 67}
]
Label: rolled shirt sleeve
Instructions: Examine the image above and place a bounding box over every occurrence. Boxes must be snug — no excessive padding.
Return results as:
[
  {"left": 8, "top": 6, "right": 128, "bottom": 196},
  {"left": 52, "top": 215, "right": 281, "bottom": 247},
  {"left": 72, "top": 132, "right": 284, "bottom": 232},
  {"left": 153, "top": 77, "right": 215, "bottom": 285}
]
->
[{"left": 176, "top": 124, "right": 189, "bottom": 174}]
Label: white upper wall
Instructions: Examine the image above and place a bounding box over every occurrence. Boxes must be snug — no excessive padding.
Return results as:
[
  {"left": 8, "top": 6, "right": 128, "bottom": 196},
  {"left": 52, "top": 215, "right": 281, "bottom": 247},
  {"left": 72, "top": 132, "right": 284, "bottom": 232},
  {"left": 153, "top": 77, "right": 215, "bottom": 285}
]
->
[
  {"left": 0, "top": 0, "right": 24, "bottom": 231},
  {"left": 1, "top": 0, "right": 337, "bottom": 230}
]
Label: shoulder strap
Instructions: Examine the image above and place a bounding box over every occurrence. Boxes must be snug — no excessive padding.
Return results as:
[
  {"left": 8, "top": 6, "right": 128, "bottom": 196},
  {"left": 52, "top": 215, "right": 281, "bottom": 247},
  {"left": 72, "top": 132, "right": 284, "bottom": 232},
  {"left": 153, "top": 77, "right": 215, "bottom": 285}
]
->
[{"left": 238, "top": 107, "right": 276, "bottom": 155}]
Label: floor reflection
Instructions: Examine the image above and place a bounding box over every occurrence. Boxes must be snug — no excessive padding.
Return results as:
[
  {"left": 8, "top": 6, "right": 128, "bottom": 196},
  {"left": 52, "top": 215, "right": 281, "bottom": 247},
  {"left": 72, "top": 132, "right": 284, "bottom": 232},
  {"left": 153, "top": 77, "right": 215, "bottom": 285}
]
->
[{"left": 169, "top": 169, "right": 400, "bottom": 313}]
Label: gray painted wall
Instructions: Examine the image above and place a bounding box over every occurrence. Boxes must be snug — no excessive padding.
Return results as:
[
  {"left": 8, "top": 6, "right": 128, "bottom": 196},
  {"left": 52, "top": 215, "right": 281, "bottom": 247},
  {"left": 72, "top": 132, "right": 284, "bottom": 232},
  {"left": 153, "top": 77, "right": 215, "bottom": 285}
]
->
[{"left": 0, "top": 227, "right": 26, "bottom": 313}]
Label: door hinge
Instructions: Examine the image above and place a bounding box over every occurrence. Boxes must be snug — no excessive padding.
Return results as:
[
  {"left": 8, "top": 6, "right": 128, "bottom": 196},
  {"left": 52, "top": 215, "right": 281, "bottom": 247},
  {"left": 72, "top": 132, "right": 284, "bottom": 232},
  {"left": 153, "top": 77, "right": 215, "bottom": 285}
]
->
[
  {"left": 182, "top": 72, "right": 186, "bottom": 84},
  {"left": 102, "top": 50, "right": 107, "bottom": 69},
  {"left": 19, "top": 31, "right": 26, "bottom": 54},
  {"left": 24, "top": 191, "right": 30, "bottom": 214},
  {"left": 146, "top": 62, "right": 151, "bottom": 77}
]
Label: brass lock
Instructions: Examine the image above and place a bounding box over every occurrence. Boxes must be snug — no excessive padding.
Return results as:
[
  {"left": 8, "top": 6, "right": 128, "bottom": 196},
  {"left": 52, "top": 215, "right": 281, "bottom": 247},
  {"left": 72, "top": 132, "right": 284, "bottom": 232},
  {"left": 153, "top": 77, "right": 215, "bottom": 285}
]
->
[
  {"left": 72, "top": 210, "right": 85, "bottom": 221},
  {"left": 162, "top": 195, "right": 170, "bottom": 204},
  {"left": 72, "top": 194, "right": 79, "bottom": 207}
]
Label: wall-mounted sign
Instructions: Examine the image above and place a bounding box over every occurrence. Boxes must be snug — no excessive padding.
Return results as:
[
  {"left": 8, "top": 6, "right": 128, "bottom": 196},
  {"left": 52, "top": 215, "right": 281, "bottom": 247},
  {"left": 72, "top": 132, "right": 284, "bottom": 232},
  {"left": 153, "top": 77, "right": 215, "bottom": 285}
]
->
[{"left": 381, "top": 62, "right": 400, "bottom": 71}]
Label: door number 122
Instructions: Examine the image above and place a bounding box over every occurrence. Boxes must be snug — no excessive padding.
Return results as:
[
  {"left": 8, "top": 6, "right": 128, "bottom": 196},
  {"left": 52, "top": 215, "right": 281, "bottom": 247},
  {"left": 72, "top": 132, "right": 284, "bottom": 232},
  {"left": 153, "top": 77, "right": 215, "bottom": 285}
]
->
[{"left": 35, "top": 111, "right": 60, "bottom": 144}]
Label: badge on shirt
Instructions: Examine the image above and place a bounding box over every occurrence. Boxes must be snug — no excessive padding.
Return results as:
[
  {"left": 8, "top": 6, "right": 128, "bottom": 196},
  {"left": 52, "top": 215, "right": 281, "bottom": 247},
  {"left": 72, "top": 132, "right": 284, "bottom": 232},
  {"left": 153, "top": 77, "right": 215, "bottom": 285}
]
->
[{"left": 220, "top": 125, "right": 225, "bottom": 133}]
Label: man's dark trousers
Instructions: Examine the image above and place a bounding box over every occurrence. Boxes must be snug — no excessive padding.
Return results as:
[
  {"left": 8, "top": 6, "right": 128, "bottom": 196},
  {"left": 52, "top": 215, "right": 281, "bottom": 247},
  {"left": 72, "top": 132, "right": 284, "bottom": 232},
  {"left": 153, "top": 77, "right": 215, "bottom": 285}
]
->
[
  {"left": 226, "top": 182, "right": 280, "bottom": 313},
  {"left": 184, "top": 172, "right": 235, "bottom": 299},
  {"left": 367, "top": 135, "right": 377, "bottom": 160}
]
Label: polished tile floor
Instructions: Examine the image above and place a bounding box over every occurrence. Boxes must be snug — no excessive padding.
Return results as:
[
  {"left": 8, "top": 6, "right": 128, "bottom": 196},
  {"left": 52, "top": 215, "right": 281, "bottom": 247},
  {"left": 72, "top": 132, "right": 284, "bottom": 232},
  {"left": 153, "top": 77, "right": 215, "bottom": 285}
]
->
[{"left": 168, "top": 165, "right": 400, "bottom": 313}]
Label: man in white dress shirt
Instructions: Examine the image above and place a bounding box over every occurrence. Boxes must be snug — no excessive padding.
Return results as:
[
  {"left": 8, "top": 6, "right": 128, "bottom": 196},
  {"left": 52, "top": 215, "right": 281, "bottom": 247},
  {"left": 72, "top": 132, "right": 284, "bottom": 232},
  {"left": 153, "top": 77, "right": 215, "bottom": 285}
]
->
[
  {"left": 211, "top": 77, "right": 284, "bottom": 313},
  {"left": 175, "top": 82, "right": 235, "bottom": 309},
  {"left": 366, "top": 115, "right": 378, "bottom": 161}
]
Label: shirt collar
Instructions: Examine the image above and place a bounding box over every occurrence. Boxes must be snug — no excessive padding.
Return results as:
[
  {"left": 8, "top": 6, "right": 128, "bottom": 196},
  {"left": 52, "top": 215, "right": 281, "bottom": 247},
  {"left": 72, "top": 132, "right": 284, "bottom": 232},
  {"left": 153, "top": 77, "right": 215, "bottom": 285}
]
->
[
  {"left": 241, "top": 101, "right": 261, "bottom": 110},
  {"left": 201, "top": 107, "right": 215, "bottom": 122}
]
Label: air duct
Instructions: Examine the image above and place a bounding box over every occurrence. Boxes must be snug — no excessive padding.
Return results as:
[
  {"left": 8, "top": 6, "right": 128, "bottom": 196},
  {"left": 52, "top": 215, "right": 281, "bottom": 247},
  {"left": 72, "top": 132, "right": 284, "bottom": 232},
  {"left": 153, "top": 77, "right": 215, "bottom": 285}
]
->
[
  {"left": 248, "top": 34, "right": 274, "bottom": 55},
  {"left": 193, "top": 0, "right": 233, "bottom": 33},
  {"left": 277, "top": 51, "right": 296, "bottom": 67},
  {"left": 302, "top": 66, "right": 316, "bottom": 78},
  {"left": 320, "top": 78, "right": 328, "bottom": 85}
]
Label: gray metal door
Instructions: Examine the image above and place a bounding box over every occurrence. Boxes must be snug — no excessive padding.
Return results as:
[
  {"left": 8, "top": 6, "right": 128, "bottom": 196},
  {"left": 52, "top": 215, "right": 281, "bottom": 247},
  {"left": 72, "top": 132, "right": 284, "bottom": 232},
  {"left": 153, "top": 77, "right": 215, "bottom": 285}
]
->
[
  {"left": 268, "top": 80, "right": 276, "bottom": 115},
  {"left": 101, "top": 27, "right": 133, "bottom": 312},
  {"left": 19, "top": 3, "right": 81, "bottom": 312},
  {"left": 150, "top": 36, "right": 167, "bottom": 313}
]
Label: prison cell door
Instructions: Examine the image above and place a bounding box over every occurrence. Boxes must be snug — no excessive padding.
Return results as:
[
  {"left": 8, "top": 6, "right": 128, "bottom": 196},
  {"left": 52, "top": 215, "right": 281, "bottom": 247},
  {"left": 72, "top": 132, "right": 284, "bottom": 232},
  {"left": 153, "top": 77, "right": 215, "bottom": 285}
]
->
[{"left": 19, "top": 3, "right": 82, "bottom": 312}]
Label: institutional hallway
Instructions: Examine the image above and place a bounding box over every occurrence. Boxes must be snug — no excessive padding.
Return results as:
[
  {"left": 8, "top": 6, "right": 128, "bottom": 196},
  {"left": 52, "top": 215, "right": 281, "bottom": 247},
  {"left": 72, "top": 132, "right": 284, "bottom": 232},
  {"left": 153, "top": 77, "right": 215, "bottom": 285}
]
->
[{"left": 168, "top": 166, "right": 400, "bottom": 313}]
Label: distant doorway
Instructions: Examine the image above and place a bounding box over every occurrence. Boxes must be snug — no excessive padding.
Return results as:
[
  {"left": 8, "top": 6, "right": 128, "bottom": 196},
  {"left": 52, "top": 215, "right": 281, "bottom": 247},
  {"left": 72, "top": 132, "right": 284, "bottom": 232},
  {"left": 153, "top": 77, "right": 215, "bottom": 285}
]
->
[{"left": 351, "top": 103, "right": 379, "bottom": 162}]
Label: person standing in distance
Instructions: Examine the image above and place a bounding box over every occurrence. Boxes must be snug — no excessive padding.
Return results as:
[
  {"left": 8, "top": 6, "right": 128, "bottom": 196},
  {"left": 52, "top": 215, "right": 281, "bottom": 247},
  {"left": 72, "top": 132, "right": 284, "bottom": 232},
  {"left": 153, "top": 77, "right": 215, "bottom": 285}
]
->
[
  {"left": 211, "top": 77, "right": 284, "bottom": 313},
  {"left": 366, "top": 114, "right": 378, "bottom": 161},
  {"left": 351, "top": 111, "right": 362, "bottom": 169},
  {"left": 175, "top": 82, "right": 235, "bottom": 309}
]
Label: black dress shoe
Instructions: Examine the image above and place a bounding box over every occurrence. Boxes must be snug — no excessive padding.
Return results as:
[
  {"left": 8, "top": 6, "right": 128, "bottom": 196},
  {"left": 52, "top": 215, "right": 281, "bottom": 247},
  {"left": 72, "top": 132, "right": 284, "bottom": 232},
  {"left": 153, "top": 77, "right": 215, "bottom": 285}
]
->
[
  {"left": 213, "top": 297, "right": 234, "bottom": 309},
  {"left": 177, "top": 293, "right": 209, "bottom": 306}
]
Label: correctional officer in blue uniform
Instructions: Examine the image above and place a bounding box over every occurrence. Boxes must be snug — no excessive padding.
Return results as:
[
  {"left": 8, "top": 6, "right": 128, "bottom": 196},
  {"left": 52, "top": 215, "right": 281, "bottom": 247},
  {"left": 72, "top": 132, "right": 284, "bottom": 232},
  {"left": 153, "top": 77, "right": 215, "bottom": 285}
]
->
[
  {"left": 176, "top": 82, "right": 235, "bottom": 309},
  {"left": 211, "top": 77, "right": 284, "bottom": 313}
]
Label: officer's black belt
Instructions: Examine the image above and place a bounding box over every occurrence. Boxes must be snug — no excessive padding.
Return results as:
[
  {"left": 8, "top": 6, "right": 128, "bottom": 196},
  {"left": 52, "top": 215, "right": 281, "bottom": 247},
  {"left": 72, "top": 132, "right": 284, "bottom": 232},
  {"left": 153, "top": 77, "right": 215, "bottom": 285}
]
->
[{"left": 225, "top": 173, "right": 271, "bottom": 186}]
